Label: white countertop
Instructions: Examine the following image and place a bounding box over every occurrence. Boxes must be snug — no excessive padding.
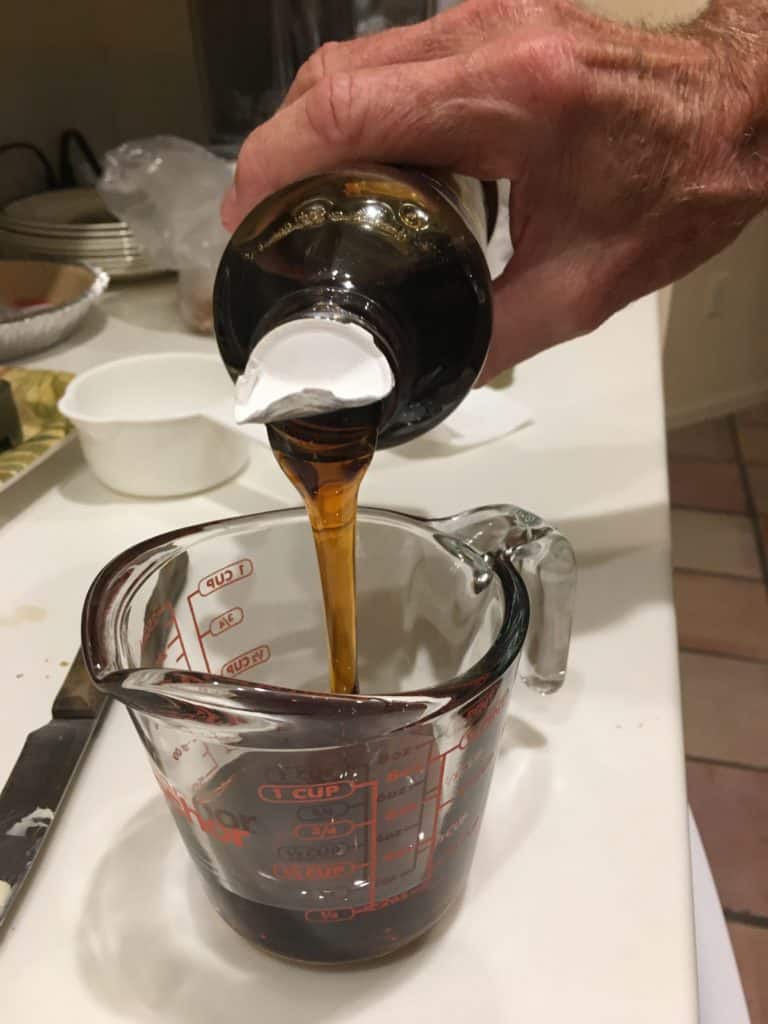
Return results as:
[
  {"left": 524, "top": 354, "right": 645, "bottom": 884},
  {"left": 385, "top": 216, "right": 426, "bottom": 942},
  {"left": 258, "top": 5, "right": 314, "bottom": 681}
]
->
[{"left": 0, "top": 282, "right": 695, "bottom": 1021}]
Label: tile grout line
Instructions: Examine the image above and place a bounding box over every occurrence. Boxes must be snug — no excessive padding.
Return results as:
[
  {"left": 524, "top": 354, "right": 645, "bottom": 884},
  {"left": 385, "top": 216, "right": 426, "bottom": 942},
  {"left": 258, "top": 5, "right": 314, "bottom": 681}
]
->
[
  {"left": 679, "top": 644, "right": 768, "bottom": 667},
  {"left": 724, "top": 908, "right": 768, "bottom": 930},
  {"left": 671, "top": 503, "right": 753, "bottom": 518},
  {"left": 667, "top": 453, "right": 741, "bottom": 465},
  {"left": 687, "top": 753, "right": 768, "bottom": 774},
  {"left": 673, "top": 566, "right": 764, "bottom": 584},
  {"left": 730, "top": 416, "right": 768, "bottom": 585}
]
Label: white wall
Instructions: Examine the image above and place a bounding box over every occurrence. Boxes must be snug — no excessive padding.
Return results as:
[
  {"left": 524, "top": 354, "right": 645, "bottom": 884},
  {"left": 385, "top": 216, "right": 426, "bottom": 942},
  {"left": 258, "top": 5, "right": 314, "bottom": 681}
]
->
[{"left": 663, "top": 217, "right": 768, "bottom": 427}]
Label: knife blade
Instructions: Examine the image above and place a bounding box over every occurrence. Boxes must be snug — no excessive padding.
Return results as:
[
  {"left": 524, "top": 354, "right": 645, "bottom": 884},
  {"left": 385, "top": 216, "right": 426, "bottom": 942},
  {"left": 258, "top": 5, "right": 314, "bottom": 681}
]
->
[
  {"left": 0, "top": 649, "right": 106, "bottom": 930},
  {"left": 0, "top": 550, "right": 190, "bottom": 931}
]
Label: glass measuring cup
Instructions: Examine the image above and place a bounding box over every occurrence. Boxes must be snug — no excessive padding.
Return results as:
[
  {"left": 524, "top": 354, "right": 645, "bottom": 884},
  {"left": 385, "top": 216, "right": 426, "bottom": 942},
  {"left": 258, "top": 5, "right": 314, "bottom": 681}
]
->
[{"left": 82, "top": 505, "right": 575, "bottom": 963}]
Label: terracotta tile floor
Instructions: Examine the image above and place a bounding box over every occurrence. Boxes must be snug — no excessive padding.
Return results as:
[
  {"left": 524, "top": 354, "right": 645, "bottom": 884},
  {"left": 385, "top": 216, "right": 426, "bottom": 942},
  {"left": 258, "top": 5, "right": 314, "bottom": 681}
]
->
[{"left": 668, "top": 410, "right": 768, "bottom": 1021}]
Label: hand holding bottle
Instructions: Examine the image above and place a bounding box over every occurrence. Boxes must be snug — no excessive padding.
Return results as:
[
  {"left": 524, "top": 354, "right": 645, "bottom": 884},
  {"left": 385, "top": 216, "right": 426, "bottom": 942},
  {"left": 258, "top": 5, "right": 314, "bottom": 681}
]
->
[{"left": 222, "top": 0, "right": 768, "bottom": 379}]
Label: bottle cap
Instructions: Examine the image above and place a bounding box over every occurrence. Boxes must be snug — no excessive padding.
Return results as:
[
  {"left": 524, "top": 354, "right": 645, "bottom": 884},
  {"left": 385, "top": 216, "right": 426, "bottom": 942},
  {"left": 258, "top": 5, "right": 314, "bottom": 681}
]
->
[{"left": 234, "top": 318, "right": 395, "bottom": 424}]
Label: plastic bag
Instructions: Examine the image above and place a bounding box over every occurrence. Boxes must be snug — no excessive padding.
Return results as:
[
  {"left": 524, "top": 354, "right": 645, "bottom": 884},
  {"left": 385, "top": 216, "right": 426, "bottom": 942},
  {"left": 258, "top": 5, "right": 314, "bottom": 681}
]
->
[{"left": 98, "top": 136, "right": 233, "bottom": 333}]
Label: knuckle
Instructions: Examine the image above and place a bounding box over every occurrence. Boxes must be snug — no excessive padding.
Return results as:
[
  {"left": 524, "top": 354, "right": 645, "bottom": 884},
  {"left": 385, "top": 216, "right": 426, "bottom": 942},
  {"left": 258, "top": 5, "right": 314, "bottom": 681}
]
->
[
  {"left": 566, "top": 275, "right": 608, "bottom": 336},
  {"left": 506, "top": 32, "right": 583, "bottom": 106},
  {"left": 305, "top": 72, "right": 368, "bottom": 147},
  {"left": 294, "top": 41, "right": 342, "bottom": 94},
  {"left": 467, "top": 0, "right": 516, "bottom": 26}
]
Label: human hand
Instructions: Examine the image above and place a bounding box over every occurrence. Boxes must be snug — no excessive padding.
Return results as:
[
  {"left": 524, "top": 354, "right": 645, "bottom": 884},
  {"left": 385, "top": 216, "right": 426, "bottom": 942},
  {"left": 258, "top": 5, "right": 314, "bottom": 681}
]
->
[{"left": 221, "top": 0, "right": 768, "bottom": 380}]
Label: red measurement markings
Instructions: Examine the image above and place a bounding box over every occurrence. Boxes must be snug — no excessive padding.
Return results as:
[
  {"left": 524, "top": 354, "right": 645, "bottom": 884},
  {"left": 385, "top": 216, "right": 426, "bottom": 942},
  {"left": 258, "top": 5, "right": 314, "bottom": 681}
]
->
[
  {"left": 384, "top": 759, "right": 428, "bottom": 784},
  {"left": 411, "top": 738, "right": 439, "bottom": 873},
  {"left": 433, "top": 816, "right": 480, "bottom": 865},
  {"left": 425, "top": 753, "right": 446, "bottom": 884},
  {"left": 141, "top": 603, "right": 169, "bottom": 650},
  {"left": 382, "top": 843, "right": 417, "bottom": 864},
  {"left": 446, "top": 745, "right": 489, "bottom": 786},
  {"left": 140, "top": 602, "right": 190, "bottom": 670},
  {"left": 195, "top": 742, "right": 221, "bottom": 787},
  {"left": 454, "top": 753, "right": 495, "bottom": 801},
  {"left": 292, "top": 820, "right": 357, "bottom": 840},
  {"left": 304, "top": 908, "right": 355, "bottom": 924},
  {"left": 186, "top": 593, "right": 210, "bottom": 672},
  {"left": 463, "top": 685, "right": 499, "bottom": 723},
  {"left": 367, "top": 779, "right": 378, "bottom": 910},
  {"left": 204, "top": 606, "right": 243, "bottom": 638},
  {"left": 304, "top": 874, "right": 434, "bottom": 925},
  {"left": 297, "top": 800, "right": 350, "bottom": 822},
  {"left": 154, "top": 773, "right": 248, "bottom": 848},
  {"left": 186, "top": 558, "right": 254, "bottom": 671},
  {"left": 382, "top": 800, "right": 420, "bottom": 824},
  {"left": 458, "top": 700, "right": 504, "bottom": 750},
  {"left": 273, "top": 861, "right": 363, "bottom": 882},
  {"left": 432, "top": 699, "right": 506, "bottom": 761},
  {"left": 198, "top": 558, "right": 253, "bottom": 596},
  {"left": 221, "top": 644, "right": 270, "bottom": 678},
  {"left": 259, "top": 781, "right": 361, "bottom": 803}
]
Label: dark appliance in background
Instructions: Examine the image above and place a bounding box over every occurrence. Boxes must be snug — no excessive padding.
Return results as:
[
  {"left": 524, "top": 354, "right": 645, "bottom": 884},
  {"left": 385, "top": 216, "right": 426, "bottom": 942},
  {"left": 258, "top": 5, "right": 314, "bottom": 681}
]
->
[{"left": 189, "top": 0, "right": 437, "bottom": 155}]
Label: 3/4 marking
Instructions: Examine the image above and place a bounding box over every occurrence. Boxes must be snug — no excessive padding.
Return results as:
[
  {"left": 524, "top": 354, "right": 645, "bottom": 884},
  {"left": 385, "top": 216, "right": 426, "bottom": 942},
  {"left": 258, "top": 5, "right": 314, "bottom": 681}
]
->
[
  {"left": 208, "top": 606, "right": 244, "bottom": 636},
  {"left": 292, "top": 820, "right": 356, "bottom": 840}
]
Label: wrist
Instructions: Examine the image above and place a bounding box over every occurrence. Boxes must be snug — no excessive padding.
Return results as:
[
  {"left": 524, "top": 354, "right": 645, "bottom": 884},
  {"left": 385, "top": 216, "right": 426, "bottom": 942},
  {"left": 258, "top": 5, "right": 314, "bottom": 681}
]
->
[{"left": 691, "top": 0, "right": 768, "bottom": 206}]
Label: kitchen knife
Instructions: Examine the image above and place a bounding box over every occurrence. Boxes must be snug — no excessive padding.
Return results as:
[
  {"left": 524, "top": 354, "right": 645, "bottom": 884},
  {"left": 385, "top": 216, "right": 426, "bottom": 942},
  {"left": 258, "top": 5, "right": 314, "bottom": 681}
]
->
[
  {"left": 0, "top": 550, "right": 189, "bottom": 931},
  {"left": 0, "top": 649, "right": 106, "bottom": 930}
]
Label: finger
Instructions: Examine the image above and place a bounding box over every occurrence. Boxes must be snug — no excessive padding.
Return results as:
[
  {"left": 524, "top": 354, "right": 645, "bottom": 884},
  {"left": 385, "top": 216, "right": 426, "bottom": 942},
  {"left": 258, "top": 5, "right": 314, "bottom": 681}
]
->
[
  {"left": 222, "top": 54, "right": 527, "bottom": 230},
  {"left": 281, "top": 2, "right": 501, "bottom": 109}
]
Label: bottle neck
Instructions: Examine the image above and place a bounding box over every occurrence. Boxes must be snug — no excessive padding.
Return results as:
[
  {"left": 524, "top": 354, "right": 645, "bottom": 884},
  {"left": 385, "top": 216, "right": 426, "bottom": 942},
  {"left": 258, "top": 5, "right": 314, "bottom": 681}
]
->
[{"left": 234, "top": 302, "right": 397, "bottom": 426}]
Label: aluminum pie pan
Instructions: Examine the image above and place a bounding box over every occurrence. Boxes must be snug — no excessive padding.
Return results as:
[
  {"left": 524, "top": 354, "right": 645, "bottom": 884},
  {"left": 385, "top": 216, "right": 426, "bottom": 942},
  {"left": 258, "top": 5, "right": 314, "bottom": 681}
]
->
[{"left": 0, "top": 259, "right": 110, "bottom": 360}]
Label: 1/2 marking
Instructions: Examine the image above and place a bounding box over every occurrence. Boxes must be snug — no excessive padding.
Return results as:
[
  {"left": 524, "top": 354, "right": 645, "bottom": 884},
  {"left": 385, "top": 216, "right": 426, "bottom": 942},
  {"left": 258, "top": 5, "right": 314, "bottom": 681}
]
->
[{"left": 221, "top": 644, "right": 270, "bottom": 677}]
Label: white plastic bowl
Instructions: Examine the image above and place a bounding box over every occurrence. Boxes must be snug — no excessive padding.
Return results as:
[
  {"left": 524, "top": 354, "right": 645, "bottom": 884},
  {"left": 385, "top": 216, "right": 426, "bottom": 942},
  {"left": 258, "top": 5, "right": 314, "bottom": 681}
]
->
[{"left": 58, "top": 353, "right": 251, "bottom": 497}]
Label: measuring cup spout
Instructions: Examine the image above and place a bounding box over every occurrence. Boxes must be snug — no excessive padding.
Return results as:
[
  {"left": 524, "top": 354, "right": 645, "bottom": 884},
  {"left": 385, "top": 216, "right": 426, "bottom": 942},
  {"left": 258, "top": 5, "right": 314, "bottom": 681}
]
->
[{"left": 429, "top": 505, "right": 576, "bottom": 694}]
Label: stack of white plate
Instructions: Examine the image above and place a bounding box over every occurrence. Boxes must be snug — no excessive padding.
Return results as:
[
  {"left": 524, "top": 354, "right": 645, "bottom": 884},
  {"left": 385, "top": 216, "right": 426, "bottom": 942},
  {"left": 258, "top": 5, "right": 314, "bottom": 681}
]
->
[{"left": 0, "top": 188, "right": 163, "bottom": 280}]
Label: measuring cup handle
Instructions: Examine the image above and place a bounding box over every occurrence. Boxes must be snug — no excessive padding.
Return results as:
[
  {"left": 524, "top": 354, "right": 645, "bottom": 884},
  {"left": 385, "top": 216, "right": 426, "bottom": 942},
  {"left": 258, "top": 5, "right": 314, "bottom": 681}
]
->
[{"left": 438, "top": 505, "right": 576, "bottom": 694}]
